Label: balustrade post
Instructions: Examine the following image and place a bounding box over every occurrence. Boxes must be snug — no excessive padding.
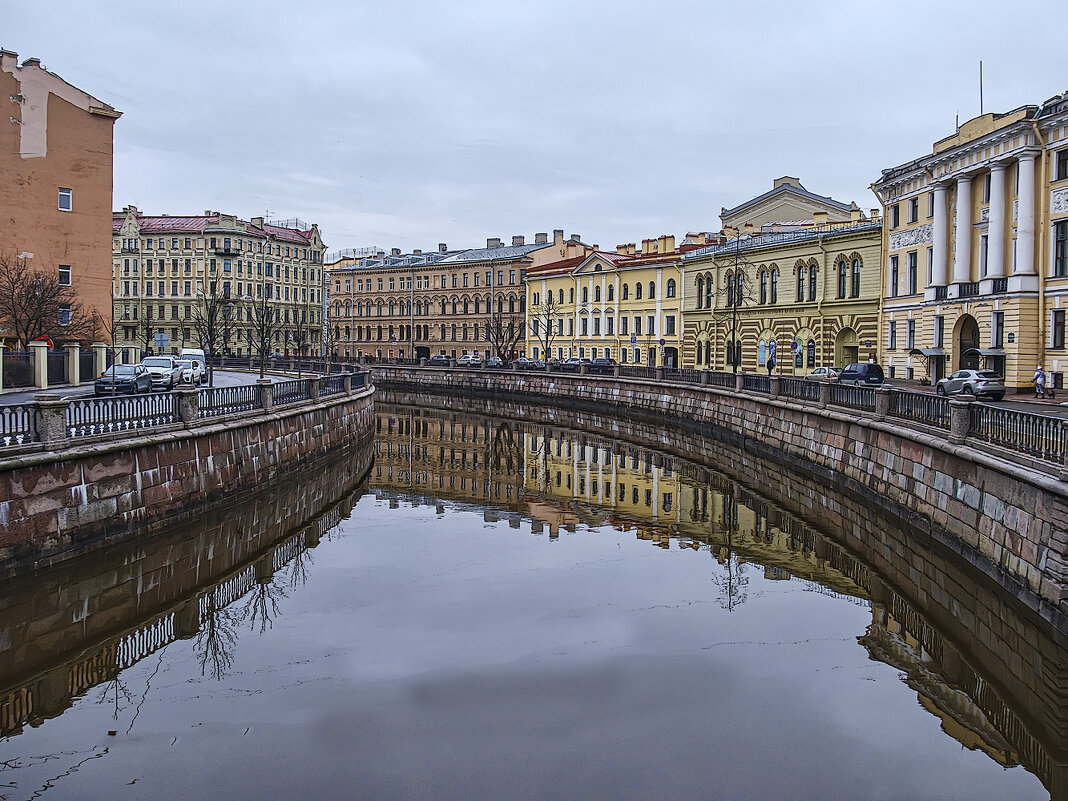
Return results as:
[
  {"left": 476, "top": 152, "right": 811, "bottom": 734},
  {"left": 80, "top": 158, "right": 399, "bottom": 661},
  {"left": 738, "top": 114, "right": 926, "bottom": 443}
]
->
[
  {"left": 948, "top": 394, "right": 975, "bottom": 445},
  {"left": 308, "top": 376, "right": 321, "bottom": 399},
  {"left": 700, "top": 370, "right": 709, "bottom": 386},
  {"left": 769, "top": 375, "right": 781, "bottom": 400},
  {"left": 176, "top": 387, "right": 199, "bottom": 426},
  {"left": 258, "top": 378, "right": 274, "bottom": 413},
  {"left": 34, "top": 394, "right": 69, "bottom": 445},
  {"left": 735, "top": 372, "right": 745, "bottom": 393},
  {"left": 29, "top": 340, "right": 49, "bottom": 389},
  {"left": 65, "top": 343, "right": 80, "bottom": 386},
  {"left": 92, "top": 341, "right": 107, "bottom": 375},
  {"left": 579, "top": 364, "right": 588, "bottom": 376},
  {"left": 655, "top": 367, "right": 664, "bottom": 381},
  {"left": 342, "top": 371, "right": 353, "bottom": 392},
  {"left": 874, "top": 385, "right": 893, "bottom": 420},
  {"left": 818, "top": 378, "right": 832, "bottom": 408},
  {"left": 613, "top": 365, "right": 621, "bottom": 378}
]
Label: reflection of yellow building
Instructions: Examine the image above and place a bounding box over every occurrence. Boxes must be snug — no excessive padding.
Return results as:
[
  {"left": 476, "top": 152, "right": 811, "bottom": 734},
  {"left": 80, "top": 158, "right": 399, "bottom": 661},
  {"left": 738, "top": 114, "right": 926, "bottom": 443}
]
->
[
  {"left": 681, "top": 180, "right": 881, "bottom": 372},
  {"left": 526, "top": 235, "right": 688, "bottom": 366}
]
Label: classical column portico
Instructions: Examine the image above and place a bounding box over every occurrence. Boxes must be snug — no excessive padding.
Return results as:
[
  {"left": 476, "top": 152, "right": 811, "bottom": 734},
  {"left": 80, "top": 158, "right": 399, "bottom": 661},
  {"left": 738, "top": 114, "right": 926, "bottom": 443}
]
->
[
  {"left": 985, "top": 163, "right": 1007, "bottom": 280},
  {"left": 927, "top": 183, "right": 949, "bottom": 301},
  {"left": 1011, "top": 149, "right": 1040, "bottom": 292},
  {"left": 952, "top": 174, "right": 973, "bottom": 291}
]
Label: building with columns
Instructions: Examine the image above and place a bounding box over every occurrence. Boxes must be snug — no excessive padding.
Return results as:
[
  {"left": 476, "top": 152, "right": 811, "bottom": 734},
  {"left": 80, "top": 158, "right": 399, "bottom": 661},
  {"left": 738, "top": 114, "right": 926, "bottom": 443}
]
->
[{"left": 872, "top": 99, "right": 1067, "bottom": 390}]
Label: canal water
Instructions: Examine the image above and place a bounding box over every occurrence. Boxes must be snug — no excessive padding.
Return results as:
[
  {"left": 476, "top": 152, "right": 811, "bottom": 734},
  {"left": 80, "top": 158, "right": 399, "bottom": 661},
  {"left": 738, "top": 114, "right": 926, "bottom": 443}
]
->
[{"left": 0, "top": 399, "right": 1063, "bottom": 800}]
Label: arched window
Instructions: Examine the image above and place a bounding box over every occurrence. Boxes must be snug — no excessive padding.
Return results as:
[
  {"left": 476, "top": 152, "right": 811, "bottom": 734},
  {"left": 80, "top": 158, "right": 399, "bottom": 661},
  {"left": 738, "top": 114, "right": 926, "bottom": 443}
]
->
[
  {"left": 806, "top": 339, "right": 816, "bottom": 368},
  {"left": 648, "top": 281, "right": 656, "bottom": 299},
  {"left": 558, "top": 288, "right": 564, "bottom": 304},
  {"left": 635, "top": 283, "right": 643, "bottom": 300},
  {"left": 770, "top": 269, "right": 779, "bottom": 303},
  {"left": 808, "top": 264, "right": 817, "bottom": 302},
  {"left": 837, "top": 261, "right": 847, "bottom": 299},
  {"left": 758, "top": 339, "right": 767, "bottom": 366},
  {"left": 851, "top": 258, "right": 861, "bottom": 297},
  {"left": 727, "top": 274, "right": 735, "bottom": 307},
  {"left": 440, "top": 300, "right": 447, "bottom": 315},
  {"left": 440, "top": 324, "right": 446, "bottom": 339},
  {"left": 736, "top": 272, "right": 744, "bottom": 305},
  {"left": 666, "top": 278, "right": 676, "bottom": 298},
  {"left": 582, "top": 287, "right": 589, "bottom": 303},
  {"left": 607, "top": 285, "right": 614, "bottom": 301},
  {"left": 704, "top": 275, "right": 713, "bottom": 308},
  {"left": 389, "top": 300, "right": 395, "bottom": 316},
  {"left": 696, "top": 340, "right": 703, "bottom": 363},
  {"left": 622, "top": 284, "right": 629, "bottom": 300},
  {"left": 696, "top": 277, "right": 704, "bottom": 308},
  {"left": 760, "top": 271, "right": 768, "bottom": 304},
  {"left": 377, "top": 301, "right": 383, "bottom": 316},
  {"left": 796, "top": 267, "right": 805, "bottom": 302},
  {"left": 509, "top": 298, "right": 515, "bottom": 313},
  {"left": 533, "top": 292, "right": 539, "bottom": 306},
  {"left": 452, "top": 299, "right": 458, "bottom": 314},
  {"left": 594, "top": 285, "right": 601, "bottom": 302},
  {"left": 463, "top": 299, "right": 469, "bottom": 314},
  {"left": 569, "top": 288, "right": 574, "bottom": 303},
  {"left": 344, "top": 325, "right": 350, "bottom": 340}
]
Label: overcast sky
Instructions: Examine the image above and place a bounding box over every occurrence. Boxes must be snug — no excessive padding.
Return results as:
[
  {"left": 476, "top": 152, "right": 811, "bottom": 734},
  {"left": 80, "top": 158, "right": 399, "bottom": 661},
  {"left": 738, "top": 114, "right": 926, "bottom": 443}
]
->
[{"left": 5, "top": 0, "right": 1065, "bottom": 255}]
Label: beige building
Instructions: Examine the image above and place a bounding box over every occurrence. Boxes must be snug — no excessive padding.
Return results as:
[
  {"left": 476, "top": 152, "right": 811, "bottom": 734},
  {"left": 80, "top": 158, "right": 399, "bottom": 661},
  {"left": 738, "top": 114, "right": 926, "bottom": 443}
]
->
[
  {"left": 111, "top": 208, "right": 325, "bottom": 361},
  {"left": 326, "top": 231, "right": 590, "bottom": 360},
  {"left": 720, "top": 176, "right": 862, "bottom": 232},
  {"left": 1, "top": 51, "right": 121, "bottom": 347},
  {"left": 872, "top": 97, "right": 1068, "bottom": 391}
]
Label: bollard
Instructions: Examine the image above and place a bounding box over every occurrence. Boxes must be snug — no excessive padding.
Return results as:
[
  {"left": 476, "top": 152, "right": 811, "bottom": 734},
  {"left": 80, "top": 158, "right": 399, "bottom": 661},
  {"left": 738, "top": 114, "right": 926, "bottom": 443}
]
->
[
  {"left": 818, "top": 378, "right": 832, "bottom": 408},
  {"left": 948, "top": 395, "right": 974, "bottom": 445},
  {"left": 34, "top": 394, "right": 69, "bottom": 445},
  {"left": 258, "top": 378, "right": 274, "bottom": 412},
  {"left": 176, "top": 386, "right": 199, "bottom": 426}
]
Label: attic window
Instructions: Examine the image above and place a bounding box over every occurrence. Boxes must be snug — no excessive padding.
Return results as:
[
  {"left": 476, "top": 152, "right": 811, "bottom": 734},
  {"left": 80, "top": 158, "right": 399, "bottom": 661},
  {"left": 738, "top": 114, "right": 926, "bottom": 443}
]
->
[{"left": 594, "top": 265, "right": 602, "bottom": 272}]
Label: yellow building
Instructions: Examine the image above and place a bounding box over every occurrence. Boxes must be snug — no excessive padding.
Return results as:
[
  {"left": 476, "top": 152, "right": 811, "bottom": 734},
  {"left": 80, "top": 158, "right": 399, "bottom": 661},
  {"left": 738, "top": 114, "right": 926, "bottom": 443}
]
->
[
  {"left": 872, "top": 97, "right": 1068, "bottom": 391},
  {"left": 526, "top": 235, "right": 686, "bottom": 366},
  {"left": 681, "top": 211, "right": 882, "bottom": 372}
]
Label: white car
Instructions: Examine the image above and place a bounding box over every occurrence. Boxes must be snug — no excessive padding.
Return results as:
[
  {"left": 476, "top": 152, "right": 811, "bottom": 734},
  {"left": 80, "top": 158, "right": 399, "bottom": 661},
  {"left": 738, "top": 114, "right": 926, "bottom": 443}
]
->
[
  {"left": 140, "top": 356, "right": 182, "bottom": 390},
  {"left": 175, "top": 358, "right": 204, "bottom": 385},
  {"left": 804, "top": 366, "right": 841, "bottom": 381},
  {"left": 456, "top": 354, "right": 482, "bottom": 367}
]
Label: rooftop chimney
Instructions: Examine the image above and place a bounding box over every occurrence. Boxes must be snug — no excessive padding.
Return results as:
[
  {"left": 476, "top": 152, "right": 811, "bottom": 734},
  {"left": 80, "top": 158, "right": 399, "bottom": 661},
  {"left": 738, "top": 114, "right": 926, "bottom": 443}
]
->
[
  {"left": 439, "top": 242, "right": 448, "bottom": 253},
  {"left": 512, "top": 235, "right": 525, "bottom": 246},
  {"left": 487, "top": 237, "right": 502, "bottom": 248},
  {"left": 616, "top": 244, "right": 629, "bottom": 255},
  {"left": 871, "top": 208, "right": 881, "bottom": 221},
  {"left": 535, "top": 232, "right": 548, "bottom": 245},
  {"left": 813, "top": 211, "right": 828, "bottom": 227},
  {"left": 553, "top": 229, "right": 564, "bottom": 245},
  {"left": 570, "top": 234, "right": 581, "bottom": 242},
  {"left": 391, "top": 247, "right": 401, "bottom": 257},
  {"left": 251, "top": 216, "right": 264, "bottom": 228},
  {"left": 413, "top": 249, "right": 422, "bottom": 256}
]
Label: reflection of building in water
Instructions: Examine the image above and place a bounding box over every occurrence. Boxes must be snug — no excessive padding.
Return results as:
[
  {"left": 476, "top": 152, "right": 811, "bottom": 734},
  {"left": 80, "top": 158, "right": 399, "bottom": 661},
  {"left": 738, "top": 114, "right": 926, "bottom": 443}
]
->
[{"left": 370, "top": 406, "right": 526, "bottom": 509}]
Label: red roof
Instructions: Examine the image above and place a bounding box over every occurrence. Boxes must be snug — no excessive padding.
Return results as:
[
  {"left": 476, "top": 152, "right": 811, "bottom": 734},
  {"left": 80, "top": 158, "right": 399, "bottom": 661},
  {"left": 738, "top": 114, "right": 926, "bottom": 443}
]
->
[{"left": 113, "top": 213, "right": 314, "bottom": 245}]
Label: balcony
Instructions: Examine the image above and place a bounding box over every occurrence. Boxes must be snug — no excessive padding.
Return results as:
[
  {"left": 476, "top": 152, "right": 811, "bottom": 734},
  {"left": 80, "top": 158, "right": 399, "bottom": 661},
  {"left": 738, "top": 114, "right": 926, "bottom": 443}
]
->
[
  {"left": 214, "top": 247, "right": 242, "bottom": 256},
  {"left": 934, "top": 285, "right": 947, "bottom": 301},
  {"left": 958, "top": 282, "right": 980, "bottom": 298},
  {"left": 992, "top": 277, "right": 1008, "bottom": 294}
]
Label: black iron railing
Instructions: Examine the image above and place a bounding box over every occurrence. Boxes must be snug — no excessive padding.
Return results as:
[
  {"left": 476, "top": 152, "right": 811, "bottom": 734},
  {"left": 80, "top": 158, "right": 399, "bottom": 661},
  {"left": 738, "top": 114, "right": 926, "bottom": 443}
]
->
[
  {"left": 66, "top": 394, "right": 179, "bottom": 437},
  {"left": 199, "top": 385, "right": 261, "bottom": 418}
]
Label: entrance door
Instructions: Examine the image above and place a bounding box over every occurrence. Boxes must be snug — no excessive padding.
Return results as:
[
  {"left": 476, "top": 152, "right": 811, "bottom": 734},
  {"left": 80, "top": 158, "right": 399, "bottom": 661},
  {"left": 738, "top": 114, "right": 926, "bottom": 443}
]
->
[{"left": 958, "top": 316, "right": 980, "bottom": 369}]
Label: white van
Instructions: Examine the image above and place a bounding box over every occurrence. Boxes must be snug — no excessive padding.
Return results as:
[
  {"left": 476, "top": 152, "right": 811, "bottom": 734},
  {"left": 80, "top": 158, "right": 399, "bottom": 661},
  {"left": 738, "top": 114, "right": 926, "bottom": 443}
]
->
[{"left": 179, "top": 348, "right": 208, "bottom": 384}]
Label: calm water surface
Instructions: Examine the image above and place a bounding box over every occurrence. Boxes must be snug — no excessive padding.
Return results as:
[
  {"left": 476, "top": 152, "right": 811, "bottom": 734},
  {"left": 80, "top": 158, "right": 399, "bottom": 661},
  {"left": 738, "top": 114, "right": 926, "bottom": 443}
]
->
[{"left": 0, "top": 403, "right": 1058, "bottom": 800}]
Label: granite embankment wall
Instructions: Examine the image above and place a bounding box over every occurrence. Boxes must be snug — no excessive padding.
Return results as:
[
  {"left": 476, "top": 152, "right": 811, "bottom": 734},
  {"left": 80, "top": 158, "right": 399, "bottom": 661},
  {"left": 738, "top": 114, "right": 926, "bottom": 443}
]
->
[
  {"left": 371, "top": 367, "right": 1068, "bottom": 630},
  {"left": 0, "top": 384, "right": 376, "bottom": 577}
]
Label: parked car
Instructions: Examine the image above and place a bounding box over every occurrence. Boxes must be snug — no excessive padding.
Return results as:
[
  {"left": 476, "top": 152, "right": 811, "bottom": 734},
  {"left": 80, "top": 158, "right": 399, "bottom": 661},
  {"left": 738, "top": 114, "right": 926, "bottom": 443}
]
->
[
  {"left": 140, "top": 356, "right": 182, "bottom": 390},
  {"left": 804, "top": 366, "right": 841, "bottom": 381},
  {"left": 588, "top": 357, "right": 618, "bottom": 374},
  {"left": 95, "top": 364, "right": 152, "bottom": 395},
  {"left": 837, "top": 362, "right": 884, "bottom": 386},
  {"left": 560, "top": 357, "right": 591, "bottom": 372},
  {"left": 514, "top": 356, "right": 535, "bottom": 370},
  {"left": 935, "top": 369, "right": 1005, "bottom": 401},
  {"left": 179, "top": 348, "right": 207, "bottom": 383},
  {"left": 175, "top": 358, "right": 204, "bottom": 385},
  {"left": 456, "top": 354, "right": 483, "bottom": 367},
  {"left": 427, "top": 354, "right": 452, "bottom": 366},
  {"left": 486, "top": 356, "right": 504, "bottom": 368}
]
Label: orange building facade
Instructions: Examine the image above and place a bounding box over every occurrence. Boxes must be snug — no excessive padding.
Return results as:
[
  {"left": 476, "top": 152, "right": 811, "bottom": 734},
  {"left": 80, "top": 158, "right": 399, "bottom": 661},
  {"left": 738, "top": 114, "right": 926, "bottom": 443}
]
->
[{"left": 0, "top": 51, "right": 121, "bottom": 346}]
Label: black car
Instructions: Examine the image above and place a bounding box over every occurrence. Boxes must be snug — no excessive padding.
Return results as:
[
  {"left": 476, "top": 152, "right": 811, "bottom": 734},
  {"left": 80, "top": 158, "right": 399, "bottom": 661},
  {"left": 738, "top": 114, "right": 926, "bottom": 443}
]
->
[
  {"left": 837, "top": 362, "right": 884, "bottom": 386},
  {"left": 588, "top": 357, "right": 618, "bottom": 374},
  {"left": 95, "top": 364, "right": 152, "bottom": 395},
  {"left": 427, "top": 354, "right": 451, "bottom": 366}
]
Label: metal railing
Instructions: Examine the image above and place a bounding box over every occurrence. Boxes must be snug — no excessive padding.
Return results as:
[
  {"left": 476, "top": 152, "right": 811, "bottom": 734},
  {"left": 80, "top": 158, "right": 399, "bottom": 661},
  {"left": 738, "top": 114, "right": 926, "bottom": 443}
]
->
[
  {"left": 319, "top": 374, "right": 346, "bottom": 396},
  {"left": 0, "top": 404, "right": 37, "bottom": 446},
  {"left": 781, "top": 377, "right": 820, "bottom": 402},
  {"left": 273, "top": 379, "right": 312, "bottom": 406},
  {"left": 2, "top": 352, "right": 33, "bottom": 388},
  {"left": 199, "top": 384, "right": 262, "bottom": 418},
  {"left": 46, "top": 351, "right": 67, "bottom": 385},
  {"left": 888, "top": 390, "right": 950, "bottom": 430},
  {"left": 830, "top": 383, "right": 877, "bottom": 411},
  {"left": 742, "top": 374, "right": 771, "bottom": 393},
  {"left": 617, "top": 365, "right": 657, "bottom": 380},
  {"left": 707, "top": 371, "right": 737, "bottom": 388},
  {"left": 968, "top": 404, "right": 1066, "bottom": 463},
  {"left": 663, "top": 368, "right": 703, "bottom": 384},
  {"left": 66, "top": 394, "right": 179, "bottom": 438}
]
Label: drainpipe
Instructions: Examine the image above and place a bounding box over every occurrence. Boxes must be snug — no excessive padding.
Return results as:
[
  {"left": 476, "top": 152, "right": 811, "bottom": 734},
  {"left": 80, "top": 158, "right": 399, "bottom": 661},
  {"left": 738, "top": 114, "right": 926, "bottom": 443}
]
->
[
  {"left": 869, "top": 182, "right": 889, "bottom": 371},
  {"left": 1031, "top": 119, "right": 1048, "bottom": 384}
]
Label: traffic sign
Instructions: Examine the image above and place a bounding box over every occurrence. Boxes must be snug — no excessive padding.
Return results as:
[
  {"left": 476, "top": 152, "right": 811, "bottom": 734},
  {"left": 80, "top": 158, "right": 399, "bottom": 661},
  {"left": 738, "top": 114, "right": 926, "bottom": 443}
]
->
[
  {"left": 630, "top": 334, "right": 637, "bottom": 345},
  {"left": 790, "top": 340, "right": 797, "bottom": 352},
  {"left": 659, "top": 338, "right": 666, "bottom": 346},
  {"left": 154, "top": 332, "right": 170, "bottom": 348}
]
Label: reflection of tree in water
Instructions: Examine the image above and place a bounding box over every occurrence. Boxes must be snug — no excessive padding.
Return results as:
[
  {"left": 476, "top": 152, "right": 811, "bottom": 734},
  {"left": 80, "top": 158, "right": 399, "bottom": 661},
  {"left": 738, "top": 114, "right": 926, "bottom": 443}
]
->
[
  {"left": 94, "top": 675, "right": 134, "bottom": 720},
  {"left": 284, "top": 544, "right": 313, "bottom": 590},
  {"left": 194, "top": 590, "right": 240, "bottom": 681},
  {"left": 490, "top": 420, "right": 522, "bottom": 475},
  {"left": 242, "top": 575, "right": 287, "bottom": 634},
  {"left": 711, "top": 494, "right": 749, "bottom": 610}
]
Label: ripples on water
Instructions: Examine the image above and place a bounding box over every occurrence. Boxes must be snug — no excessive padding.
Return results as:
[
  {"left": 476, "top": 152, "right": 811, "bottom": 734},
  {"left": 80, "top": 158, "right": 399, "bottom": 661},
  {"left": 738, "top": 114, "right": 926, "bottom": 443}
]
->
[{"left": 0, "top": 400, "right": 1061, "bottom": 800}]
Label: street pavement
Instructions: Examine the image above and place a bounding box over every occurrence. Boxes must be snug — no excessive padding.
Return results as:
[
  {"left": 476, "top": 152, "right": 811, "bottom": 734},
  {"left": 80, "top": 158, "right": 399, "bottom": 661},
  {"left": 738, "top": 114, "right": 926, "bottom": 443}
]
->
[
  {"left": 0, "top": 369, "right": 277, "bottom": 406},
  {"left": 882, "top": 378, "right": 1068, "bottom": 418}
]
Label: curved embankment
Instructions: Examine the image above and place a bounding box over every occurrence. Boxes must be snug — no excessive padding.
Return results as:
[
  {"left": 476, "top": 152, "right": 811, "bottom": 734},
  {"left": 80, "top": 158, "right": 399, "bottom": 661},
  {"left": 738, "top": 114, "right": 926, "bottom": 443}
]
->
[
  {"left": 369, "top": 367, "right": 1068, "bottom": 631},
  {"left": 0, "top": 383, "right": 376, "bottom": 578}
]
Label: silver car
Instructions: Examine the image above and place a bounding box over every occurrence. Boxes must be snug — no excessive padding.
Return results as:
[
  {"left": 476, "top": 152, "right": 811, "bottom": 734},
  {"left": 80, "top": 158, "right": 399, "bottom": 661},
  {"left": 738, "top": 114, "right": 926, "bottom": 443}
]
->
[{"left": 935, "top": 369, "right": 1005, "bottom": 400}]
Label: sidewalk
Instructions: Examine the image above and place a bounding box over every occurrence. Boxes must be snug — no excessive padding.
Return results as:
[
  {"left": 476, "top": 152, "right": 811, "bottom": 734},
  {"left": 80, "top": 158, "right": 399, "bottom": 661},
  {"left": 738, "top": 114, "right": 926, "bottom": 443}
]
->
[{"left": 883, "top": 378, "right": 1065, "bottom": 406}]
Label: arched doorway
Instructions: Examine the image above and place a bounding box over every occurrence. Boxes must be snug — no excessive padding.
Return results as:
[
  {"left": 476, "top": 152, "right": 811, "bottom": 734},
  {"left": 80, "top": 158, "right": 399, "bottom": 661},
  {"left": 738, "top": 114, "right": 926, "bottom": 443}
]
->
[
  {"left": 956, "top": 315, "right": 980, "bottom": 369},
  {"left": 663, "top": 346, "right": 678, "bottom": 367},
  {"left": 834, "top": 327, "right": 859, "bottom": 368}
]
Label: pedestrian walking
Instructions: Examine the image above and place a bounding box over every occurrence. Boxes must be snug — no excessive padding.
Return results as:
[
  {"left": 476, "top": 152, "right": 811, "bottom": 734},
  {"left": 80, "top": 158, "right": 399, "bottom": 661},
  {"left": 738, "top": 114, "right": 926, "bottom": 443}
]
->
[
  {"left": 1032, "top": 365, "right": 1046, "bottom": 398},
  {"left": 766, "top": 357, "right": 775, "bottom": 376}
]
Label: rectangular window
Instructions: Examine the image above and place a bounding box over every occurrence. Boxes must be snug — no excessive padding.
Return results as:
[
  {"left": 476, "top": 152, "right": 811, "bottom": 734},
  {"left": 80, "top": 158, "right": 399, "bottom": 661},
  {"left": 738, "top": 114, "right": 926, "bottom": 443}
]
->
[
  {"left": 647, "top": 315, "right": 655, "bottom": 335},
  {"left": 1052, "top": 309, "right": 1065, "bottom": 349},
  {"left": 927, "top": 191, "right": 934, "bottom": 218},
  {"left": 889, "top": 320, "right": 897, "bottom": 350},
  {"left": 889, "top": 256, "right": 899, "bottom": 298},
  {"left": 889, "top": 203, "right": 900, "bottom": 228},
  {"left": 606, "top": 317, "right": 614, "bottom": 335},
  {"left": 581, "top": 318, "right": 588, "bottom": 336},
  {"left": 934, "top": 315, "right": 944, "bottom": 348},
  {"left": 58, "top": 303, "right": 71, "bottom": 325},
  {"left": 1057, "top": 150, "right": 1068, "bottom": 181},
  {"left": 926, "top": 247, "right": 934, "bottom": 285},
  {"left": 592, "top": 318, "right": 600, "bottom": 335},
  {"left": 992, "top": 311, "right": 1004, "bottom": 348},
  {"left": 620, "top": 316, "right": 628, "bottom": 335},
  {"left": 665, "top": 315, "right": 676, "bottom": 336},
  {"left": 1055, "top": 220, "right": 1068, "bottom": 277},
  {"left": 58, "top": 264, "right": 71, "bottom": 286},
  {"left": 907, "top": 251, "right": 918, "bottom": 294},
  {"left": 906, "top": 319, "right": 915, "bottom": 350},
  {"left": 634, "top": 317, "right": 642, "bottom": 336},
  {"left": 908, "top": 197, "right": 919, "bottom": 223},
  {"left": 979, "top": 234, "right": 989, "bottom": 276},
  {"left": 983, "top": 173, "right": 991, "bottom": 203},
  {"left": 58, "top": 187, "right": 72, "bottom": 211}
]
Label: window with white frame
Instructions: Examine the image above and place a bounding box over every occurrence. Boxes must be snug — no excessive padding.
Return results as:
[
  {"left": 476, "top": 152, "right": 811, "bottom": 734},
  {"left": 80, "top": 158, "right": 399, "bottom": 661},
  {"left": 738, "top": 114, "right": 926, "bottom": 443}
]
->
[
  {"left": 58, "top": 187, "right": 72, "bottom": 211},
  {"left": 58, "top": 264, "right": 71, "bottom": 286}
]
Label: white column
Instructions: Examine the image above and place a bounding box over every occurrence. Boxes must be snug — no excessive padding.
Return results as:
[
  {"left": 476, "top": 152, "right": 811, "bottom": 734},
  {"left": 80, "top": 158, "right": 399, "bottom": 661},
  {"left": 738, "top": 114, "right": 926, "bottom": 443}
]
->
[
  {"left": 953, "top": 175, "right": 973, "bottom": 283},
  {"left": 986, "top": 163, "right": 1007, "bottom": 278},
  {"left": 1015, "top": 151, "right": 1037, "bottom": 275},
  {"left": 931, "top": 183, "right": 949, "bottom": 286}
]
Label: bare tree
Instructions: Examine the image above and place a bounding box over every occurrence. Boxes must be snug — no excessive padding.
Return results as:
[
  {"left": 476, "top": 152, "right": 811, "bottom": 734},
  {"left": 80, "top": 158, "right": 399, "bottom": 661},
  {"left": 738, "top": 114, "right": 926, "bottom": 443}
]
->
[
  {"left": 288, "top": 300, "right": 313, "bottom": 377},
  {"left": 248, "top": 292, "right": 282, "bottom": 379},
  {"left": 484, "top": 310, "right": 525, "bottom": 362},
  {"left": 0, "top": 252, "right": 96, "bottom": 347},
  {"left": 529, "top": 289, "right": 562, "bottom": 362},
  {"left": 190, "top": 281, "right": 238, "bottom": 386}
]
